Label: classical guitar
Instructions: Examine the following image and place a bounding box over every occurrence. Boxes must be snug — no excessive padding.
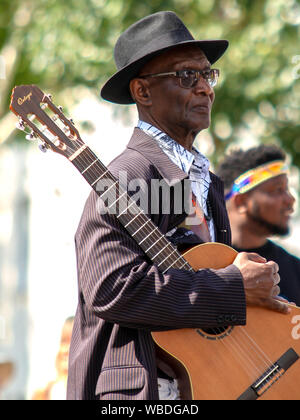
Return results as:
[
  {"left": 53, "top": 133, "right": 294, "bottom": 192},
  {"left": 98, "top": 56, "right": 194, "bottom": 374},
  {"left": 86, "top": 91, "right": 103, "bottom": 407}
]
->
[{"left": 10, "top": 85, "right": 300, "bottom": 400}]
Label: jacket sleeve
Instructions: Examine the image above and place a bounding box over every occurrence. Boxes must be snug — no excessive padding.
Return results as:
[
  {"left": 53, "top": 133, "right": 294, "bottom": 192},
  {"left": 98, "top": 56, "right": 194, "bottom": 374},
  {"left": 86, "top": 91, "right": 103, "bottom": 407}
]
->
[{"left": 75, "top": 189, "right": 246, "bottom": 332}]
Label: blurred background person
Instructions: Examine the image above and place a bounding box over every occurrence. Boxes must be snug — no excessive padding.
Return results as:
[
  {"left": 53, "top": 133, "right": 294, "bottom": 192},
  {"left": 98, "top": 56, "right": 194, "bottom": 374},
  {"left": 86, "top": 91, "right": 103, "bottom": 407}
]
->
[
  {"left": 217, "top": 144, "right": 300, "bottom": 306},
  {"left": 32, "top": 316, "right": 74, "bottom": 400}
]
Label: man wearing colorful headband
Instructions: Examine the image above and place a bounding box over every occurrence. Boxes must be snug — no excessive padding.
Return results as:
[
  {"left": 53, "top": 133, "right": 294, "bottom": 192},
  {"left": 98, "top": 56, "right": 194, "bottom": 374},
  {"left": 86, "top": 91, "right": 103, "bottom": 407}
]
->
[
  {"left": 67, "top": 12, "right": 289, "bottom": 401},
  {"left": 217, "top": 144, "right": 300, "bottom": 306}
]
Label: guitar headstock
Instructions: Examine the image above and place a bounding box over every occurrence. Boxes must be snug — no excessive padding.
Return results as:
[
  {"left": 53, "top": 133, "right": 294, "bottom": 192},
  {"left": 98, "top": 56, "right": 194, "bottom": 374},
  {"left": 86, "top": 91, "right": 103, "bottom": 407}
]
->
[{"left": 10, "top": 85, "right": 84, "bottom": 158}]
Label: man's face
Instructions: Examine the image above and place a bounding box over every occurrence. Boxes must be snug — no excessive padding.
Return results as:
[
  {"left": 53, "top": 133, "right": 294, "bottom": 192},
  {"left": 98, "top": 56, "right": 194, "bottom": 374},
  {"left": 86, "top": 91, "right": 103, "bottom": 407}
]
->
[
  {"left": 139, "top": 45, "right": 215, "bottom": 140},
  {"left": 244, "top": 174, "right": 295, "bottom": 236}
]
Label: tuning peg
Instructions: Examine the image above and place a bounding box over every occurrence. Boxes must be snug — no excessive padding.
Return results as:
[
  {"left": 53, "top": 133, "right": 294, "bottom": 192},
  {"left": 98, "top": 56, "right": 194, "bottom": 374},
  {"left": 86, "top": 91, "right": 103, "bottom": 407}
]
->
[
  {"left": 58, "top": 105, "right": 63, "bottom": 112},
  {"left": 16, "top": 118, "right": 26, "bottom": 131},
  {"left": 25, "top": 130, "right": 37, "bottom": 141},
  {"left": 38, "top": 141, "right": 48, "bottom": 153},
  {"left": 47, "top": 94, "right": 52, "bottom": 101},
  {"left": 62, "top": 126, "right": 74, "bottom": 140},
  {"left": 63, "top": 125, "right": 70, "bottom": 135},
  {"left": 69, "top": 118, "right": 75, "bottom": 125},
  {"left": 25, "top": 133, "right": 34, "bottom": 141}
]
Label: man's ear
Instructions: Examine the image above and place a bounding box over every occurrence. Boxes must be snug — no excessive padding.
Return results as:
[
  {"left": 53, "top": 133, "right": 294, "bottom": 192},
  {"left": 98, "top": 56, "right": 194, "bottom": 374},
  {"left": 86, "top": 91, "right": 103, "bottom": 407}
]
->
[
  {"left": 129, "top": 78, "right": 152, "bottom": 106},
  {"left": 232, "top": 193, "right": 249, "bottom": 214}
]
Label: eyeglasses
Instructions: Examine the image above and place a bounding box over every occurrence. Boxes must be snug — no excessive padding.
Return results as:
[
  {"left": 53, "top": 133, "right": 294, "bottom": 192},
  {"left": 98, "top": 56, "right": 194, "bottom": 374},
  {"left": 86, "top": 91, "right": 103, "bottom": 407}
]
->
[{"left": 139, "top": 69, "right": 220, "bottom": 88}]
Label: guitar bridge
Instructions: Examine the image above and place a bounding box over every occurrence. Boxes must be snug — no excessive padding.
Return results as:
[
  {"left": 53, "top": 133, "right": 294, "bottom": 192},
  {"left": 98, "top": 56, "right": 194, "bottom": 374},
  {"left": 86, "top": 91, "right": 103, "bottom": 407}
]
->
[{"left": 238, "top": 348, "right": 299, "bottom": 400}]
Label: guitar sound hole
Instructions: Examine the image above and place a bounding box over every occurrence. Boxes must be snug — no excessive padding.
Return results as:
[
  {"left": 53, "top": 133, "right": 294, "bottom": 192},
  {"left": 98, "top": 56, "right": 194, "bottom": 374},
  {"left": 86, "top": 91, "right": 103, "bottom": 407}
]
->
[
  {"left": 196, "top": 326, "right": 233, "bottom": 340},
  {"left": 202, "top": 326, "right": 228, "bottom": 335}
]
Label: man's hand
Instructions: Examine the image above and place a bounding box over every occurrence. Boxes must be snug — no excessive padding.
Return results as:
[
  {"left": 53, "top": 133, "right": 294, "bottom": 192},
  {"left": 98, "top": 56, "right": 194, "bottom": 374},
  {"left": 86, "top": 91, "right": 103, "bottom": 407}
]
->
[{"left": 233, "top": 252, "right": 290, "bottom": 314}]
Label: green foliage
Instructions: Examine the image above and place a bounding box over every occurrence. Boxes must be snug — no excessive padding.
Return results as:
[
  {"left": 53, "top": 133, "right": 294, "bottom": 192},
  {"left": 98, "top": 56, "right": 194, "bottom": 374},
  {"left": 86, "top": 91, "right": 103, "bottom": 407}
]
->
[{"left": 0, "top": 0, "right": 299, "bottom": 167}]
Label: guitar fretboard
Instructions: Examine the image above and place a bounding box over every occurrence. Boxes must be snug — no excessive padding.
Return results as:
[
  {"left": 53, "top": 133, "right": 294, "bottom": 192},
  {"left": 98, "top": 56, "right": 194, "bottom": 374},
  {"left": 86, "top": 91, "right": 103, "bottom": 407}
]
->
[{"left": 70, "top": 147, "right": 193, "bottom": 274}]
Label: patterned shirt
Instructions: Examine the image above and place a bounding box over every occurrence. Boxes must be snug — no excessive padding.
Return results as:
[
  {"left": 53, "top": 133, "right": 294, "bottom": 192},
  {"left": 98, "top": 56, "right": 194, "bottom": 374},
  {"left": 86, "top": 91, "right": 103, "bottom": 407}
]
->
[{"left": 137, "top": 120, "right": 215, "bottom": 241}]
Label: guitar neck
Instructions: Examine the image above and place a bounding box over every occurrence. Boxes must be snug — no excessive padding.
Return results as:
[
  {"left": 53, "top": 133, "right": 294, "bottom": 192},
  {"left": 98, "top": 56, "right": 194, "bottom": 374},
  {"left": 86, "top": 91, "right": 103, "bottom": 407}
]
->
[{"left": 70, "top": 146, "right": 193, "bottom": 274}]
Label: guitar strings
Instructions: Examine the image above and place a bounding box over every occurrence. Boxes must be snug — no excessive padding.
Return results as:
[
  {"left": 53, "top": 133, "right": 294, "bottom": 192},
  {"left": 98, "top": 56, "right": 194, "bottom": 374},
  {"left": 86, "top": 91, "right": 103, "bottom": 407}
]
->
[
  {"left": 63, "top": 140, "right": 278, "bottom": 380},
  {"left": 208, "top": 327, "right": 267, "bottom": 381},
  {"left": 228, "top": 327, "right": 278, "bottom": 391},
  {"left": 217, "top": 326, "right": 274, "bottom": 380},
  {"left": 238, "top": 327, "right": 274, "bottom": 369},
  {"left": 210, "top": 326, "right": 278, "bottom": 391}
]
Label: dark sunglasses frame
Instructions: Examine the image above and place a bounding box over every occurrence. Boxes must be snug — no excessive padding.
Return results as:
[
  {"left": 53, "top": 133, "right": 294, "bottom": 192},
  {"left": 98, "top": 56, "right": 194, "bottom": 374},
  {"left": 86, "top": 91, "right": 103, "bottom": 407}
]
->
[{"left": 139, "top": 69, "right": 220, "bottom": 88}]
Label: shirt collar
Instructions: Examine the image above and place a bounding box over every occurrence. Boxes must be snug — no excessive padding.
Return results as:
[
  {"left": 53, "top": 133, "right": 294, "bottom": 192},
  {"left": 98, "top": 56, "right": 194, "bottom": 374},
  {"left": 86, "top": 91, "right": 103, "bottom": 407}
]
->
[
  {"left": 126, "top": 128, "right": 188, "bottom": 186},
  {"left": 137, "top": 120, "right": 210, "bottom": 175}
]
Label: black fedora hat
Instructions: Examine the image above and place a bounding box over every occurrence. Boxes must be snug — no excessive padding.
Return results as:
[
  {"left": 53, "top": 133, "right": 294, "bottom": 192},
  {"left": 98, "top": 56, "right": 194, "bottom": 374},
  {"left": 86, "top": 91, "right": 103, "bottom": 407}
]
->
[{"left": 100, "top": 11, "right": 229, "bottom": 105}]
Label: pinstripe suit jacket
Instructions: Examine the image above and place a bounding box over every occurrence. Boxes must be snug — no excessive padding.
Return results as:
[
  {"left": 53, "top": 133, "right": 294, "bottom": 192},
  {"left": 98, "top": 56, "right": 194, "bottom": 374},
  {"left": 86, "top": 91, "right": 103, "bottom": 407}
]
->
[{"left": 67, "top": 128, "right": 246, "bottom": 400}]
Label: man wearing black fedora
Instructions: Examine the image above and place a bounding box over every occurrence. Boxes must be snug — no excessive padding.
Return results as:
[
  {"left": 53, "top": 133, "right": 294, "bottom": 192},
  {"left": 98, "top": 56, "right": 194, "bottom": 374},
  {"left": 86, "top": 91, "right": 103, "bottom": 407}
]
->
[{"left": 67, "top": 11, "right": 287, "bottom": 400}]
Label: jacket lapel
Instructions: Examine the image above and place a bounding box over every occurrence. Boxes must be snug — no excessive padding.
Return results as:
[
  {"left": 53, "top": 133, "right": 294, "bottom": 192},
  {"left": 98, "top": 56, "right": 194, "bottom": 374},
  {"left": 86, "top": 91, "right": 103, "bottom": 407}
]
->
[
  {"left": 208, "top": 172, "right": 232, "bottom": 245},
  {"left": 127, "top": 128, "right": 188, "bottom": 186}
]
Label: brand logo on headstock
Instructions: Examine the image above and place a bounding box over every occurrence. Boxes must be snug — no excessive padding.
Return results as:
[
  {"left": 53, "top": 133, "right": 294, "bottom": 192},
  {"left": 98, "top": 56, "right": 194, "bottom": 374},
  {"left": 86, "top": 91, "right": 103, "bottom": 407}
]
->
[{"left": 17, "top": 92, "right": 32, "bottom": 105}]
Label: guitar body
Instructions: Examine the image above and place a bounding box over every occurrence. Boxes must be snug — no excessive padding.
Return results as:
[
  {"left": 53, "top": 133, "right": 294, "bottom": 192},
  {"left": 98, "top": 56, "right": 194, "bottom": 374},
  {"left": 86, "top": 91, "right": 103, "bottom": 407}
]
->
[{"left": 152, "top": 243, "right": 300, "bottom": 400}]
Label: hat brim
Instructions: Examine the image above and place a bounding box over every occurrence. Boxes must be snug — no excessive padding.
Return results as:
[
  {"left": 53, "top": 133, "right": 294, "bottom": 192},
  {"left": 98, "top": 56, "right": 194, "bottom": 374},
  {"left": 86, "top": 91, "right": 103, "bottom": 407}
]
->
[{"left": 100, "top": 39, "right": 228, "bottom": 105}]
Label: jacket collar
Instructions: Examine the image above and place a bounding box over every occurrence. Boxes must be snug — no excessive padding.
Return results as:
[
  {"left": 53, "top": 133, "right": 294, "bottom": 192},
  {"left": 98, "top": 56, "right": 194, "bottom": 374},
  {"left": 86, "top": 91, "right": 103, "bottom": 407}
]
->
[
  {"left": 127, "top": 128, "right": 189, "bottom": 186},
  {"left": 127, "top": 128, "right": 223, "bottom": 189}
]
